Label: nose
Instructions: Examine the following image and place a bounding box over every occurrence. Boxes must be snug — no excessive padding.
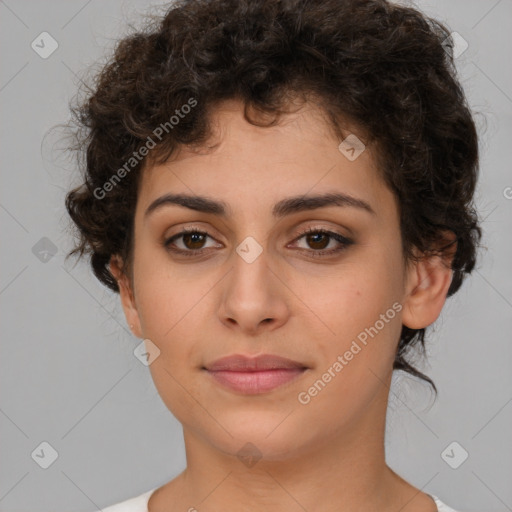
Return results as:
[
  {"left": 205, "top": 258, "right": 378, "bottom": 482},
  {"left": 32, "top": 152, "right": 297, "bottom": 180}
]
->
[{"left": 217, "top": 248, "right": 290, "bottom": 335}]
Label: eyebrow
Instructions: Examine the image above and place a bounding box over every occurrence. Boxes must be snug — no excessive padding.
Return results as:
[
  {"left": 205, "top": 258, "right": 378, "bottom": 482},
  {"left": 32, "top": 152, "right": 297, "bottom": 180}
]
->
[{"left": 144, "top": 191, "right": 376, "bottom": 219}]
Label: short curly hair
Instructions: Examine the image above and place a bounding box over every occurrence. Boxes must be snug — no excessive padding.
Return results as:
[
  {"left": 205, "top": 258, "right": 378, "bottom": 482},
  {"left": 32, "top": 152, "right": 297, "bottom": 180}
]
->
[{"left": 65, "top": 0, "right": 482, "bottom": 392}]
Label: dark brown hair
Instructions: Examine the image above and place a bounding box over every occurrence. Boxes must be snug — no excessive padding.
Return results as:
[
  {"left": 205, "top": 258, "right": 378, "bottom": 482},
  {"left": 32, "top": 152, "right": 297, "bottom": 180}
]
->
[{"left": 65, "top": 0, "right": 482, "bottom": 393}]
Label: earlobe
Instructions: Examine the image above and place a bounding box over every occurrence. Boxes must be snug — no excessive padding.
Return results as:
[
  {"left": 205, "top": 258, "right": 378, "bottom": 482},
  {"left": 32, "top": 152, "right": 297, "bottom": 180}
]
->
[
  {"left": 401, "top": 234, "right": 456, "bottom": 330},
  {"left": 109, "top": 255, "right": 142, "bottom": 338}
]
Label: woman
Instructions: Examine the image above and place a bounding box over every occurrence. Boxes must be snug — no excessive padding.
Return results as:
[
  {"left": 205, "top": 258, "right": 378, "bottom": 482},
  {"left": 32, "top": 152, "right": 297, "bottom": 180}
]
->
[{"left": 65, "top": 0, "right": 481, "bottom": 510}]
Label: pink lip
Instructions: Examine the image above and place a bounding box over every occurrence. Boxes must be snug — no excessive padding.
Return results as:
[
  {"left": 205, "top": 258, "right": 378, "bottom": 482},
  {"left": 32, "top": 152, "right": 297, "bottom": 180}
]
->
[{"left": 204, "top": 354, "right": 308, "bottom": 394}]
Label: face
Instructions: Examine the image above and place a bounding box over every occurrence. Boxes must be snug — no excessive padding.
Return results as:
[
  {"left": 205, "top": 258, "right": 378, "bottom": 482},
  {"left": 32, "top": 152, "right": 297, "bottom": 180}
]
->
[{"left": 113, "top": 99, "right": 450, "bottom": 462}]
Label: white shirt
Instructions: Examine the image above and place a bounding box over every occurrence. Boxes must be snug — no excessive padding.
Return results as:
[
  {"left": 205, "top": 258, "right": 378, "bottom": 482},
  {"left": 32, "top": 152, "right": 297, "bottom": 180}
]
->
[{"left": 100, "top": 487, "right": 461, "bottom": 511}]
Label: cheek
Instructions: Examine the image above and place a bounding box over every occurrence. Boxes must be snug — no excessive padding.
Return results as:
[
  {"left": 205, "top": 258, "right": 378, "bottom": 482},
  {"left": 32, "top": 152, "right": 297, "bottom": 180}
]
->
[
  {"left": 134, "top": 271, "right": 205, "bottom": 415},
  {"left": 295, "top": 280, "right": 401, "bottom": 428},
  {"left": 320, "top": 265, "right": 396, "bottom": 324},
  {"left": 304, "top": 254, "right": 403, "bottom": 367},
  {"left": 133, "top": 248, "right": 209, "bottom": 337}
]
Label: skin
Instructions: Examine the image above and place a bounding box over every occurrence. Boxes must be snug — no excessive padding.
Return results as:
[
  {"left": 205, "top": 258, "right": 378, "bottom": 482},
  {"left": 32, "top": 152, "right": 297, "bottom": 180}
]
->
[{"left": 110, "top": 99, "right": 454, "bottom": 512}]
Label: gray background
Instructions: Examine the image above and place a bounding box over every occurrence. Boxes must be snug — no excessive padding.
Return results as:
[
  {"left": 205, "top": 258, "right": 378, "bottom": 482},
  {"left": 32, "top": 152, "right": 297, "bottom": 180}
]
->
[{"left": 0, "top": 0, "right": 511, "bottom": 511}]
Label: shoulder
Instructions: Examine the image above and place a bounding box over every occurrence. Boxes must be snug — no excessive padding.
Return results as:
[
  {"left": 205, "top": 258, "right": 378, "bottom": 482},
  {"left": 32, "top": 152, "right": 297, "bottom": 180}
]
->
[
  {"left": 98, "top": 488, "right": 157, "bottom": 512},
  {"left": 430, "top": 494, "right": 461, "bottom": 512},
  {"left": 97, "top": 489, "right": 461, "bottom": 512}
]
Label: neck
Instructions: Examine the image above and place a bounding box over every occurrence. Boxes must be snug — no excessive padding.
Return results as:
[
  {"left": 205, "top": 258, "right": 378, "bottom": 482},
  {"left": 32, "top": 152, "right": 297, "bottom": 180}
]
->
[{"left": 152, "top": 379, "right": 419, "bottom": 512}]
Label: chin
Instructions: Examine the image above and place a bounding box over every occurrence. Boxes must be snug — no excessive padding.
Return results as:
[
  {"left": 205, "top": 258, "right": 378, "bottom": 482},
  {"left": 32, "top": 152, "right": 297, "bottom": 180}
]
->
[{"left": 206, "top": 413, "right": 319, "bottom": 464}]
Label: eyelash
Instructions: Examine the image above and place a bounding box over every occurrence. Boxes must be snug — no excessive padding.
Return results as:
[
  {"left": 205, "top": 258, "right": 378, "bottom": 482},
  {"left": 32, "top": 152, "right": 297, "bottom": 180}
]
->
[{"left": 163, "top": 226, "right": 353, "bottom": 258}]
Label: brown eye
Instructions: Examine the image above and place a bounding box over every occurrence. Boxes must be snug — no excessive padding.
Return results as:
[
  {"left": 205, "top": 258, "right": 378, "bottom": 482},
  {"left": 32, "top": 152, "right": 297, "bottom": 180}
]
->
[
  {"left": 163, "top": 226, "right": 353, "bottom": 259},
  {"left": 290, "top": 228, "right": 354, "bottom": 258},
  {"left": 164, "top": 229, "right": 220, "bottom": 256}
]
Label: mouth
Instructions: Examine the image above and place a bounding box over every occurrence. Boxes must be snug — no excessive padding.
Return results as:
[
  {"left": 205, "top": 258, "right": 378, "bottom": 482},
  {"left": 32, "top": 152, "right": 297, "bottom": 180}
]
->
[{"left": 203, "top": 354, "right": 309, "bottom": 395}]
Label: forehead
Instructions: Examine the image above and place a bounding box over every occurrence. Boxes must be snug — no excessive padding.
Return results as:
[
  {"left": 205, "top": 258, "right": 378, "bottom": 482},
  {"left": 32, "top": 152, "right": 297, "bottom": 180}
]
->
[{"left": 136, "top": 100, "right": 395, "bottom": 222}]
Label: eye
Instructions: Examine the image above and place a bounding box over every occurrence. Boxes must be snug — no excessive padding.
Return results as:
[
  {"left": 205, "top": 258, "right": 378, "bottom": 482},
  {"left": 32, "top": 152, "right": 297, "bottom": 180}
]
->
[
  {"left": 163, "top": 227, "right": 220, "bottom": 256},
  {"left": 163, "top": 226, "right": 353, "bottom": 258},
  {"left": 289, "top": 227, "right": 353, "bottom": 258}
]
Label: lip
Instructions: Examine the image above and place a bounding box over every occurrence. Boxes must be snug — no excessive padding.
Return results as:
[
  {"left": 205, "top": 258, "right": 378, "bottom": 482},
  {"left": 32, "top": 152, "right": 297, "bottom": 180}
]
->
[{"left": 203, "top": 354, "right": 308, "bottom": 394}]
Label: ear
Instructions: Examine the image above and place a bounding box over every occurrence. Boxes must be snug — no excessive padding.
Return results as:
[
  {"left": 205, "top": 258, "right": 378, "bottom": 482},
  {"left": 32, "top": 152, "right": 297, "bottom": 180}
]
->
[
  {"left": 109, "top": 255, "right": 143, "bottom": 338},
  {"left": 401, "top": 232, "right": 457, "bottom": 330}
]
